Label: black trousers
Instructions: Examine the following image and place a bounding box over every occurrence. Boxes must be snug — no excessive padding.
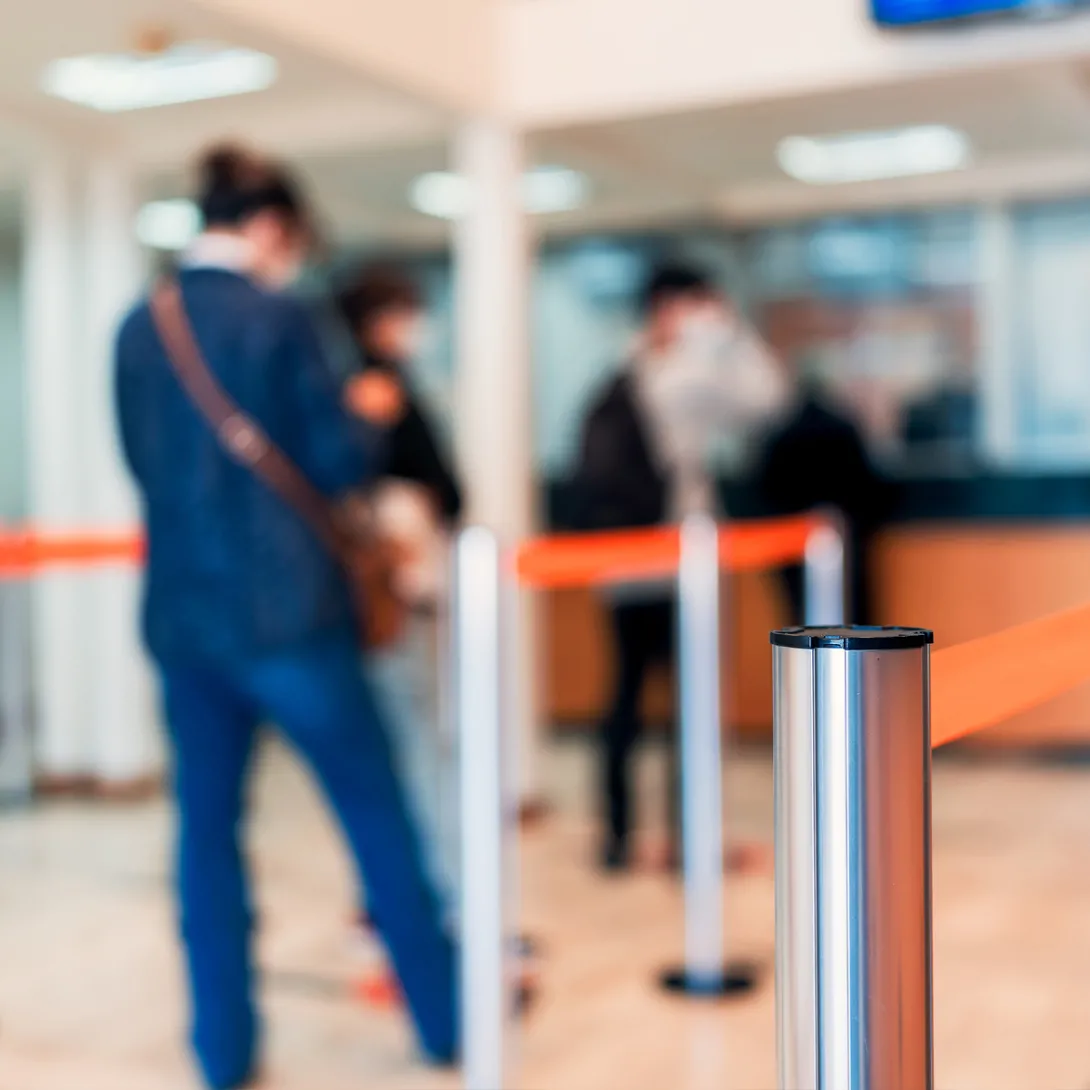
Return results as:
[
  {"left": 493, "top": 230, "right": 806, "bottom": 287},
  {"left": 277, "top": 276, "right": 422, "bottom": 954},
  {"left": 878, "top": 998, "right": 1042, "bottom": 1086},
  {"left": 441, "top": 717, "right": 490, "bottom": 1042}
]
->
[{"left": 600, "top": 598, "right": 677, "bottom": 850}]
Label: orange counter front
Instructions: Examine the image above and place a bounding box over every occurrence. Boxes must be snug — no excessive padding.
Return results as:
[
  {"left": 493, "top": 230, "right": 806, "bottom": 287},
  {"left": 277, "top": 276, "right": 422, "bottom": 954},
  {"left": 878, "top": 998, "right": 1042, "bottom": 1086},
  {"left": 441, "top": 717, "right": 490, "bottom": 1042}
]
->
[{"left": 542, "top": 523, "right": 1090, "bottom": 748}]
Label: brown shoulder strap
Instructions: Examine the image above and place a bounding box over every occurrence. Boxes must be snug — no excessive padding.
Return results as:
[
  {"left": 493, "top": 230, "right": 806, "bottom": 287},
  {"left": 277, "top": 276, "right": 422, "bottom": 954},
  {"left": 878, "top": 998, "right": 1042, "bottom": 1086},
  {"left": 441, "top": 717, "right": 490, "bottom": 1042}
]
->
[{"left": 148, "top": 279, "right": 342, "bottom": 555}]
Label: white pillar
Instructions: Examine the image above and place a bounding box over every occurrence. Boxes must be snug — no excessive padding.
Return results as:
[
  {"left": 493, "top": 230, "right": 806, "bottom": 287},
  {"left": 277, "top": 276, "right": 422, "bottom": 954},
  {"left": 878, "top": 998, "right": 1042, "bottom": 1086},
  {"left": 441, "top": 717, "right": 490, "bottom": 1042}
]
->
[
  {"left": 453, "top": 119, "right": 541, "bottom": 807},
  {"left": 22, "top": 150, "right": 159, "bottom": 789},
  {"left": 81, "top": 154, "right": 159, "bottom": 786},
  {"left": 22, "top": 151, "right": 91, "bottom": 783}
]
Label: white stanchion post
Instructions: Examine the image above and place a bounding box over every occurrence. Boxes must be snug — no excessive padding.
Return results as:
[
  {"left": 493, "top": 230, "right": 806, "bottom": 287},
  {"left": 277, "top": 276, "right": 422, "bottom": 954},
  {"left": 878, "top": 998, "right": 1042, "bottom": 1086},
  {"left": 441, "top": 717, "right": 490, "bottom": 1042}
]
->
[
  {"left": 681, "top": 513, "right": 724, "bottom": 986},
  {"left": 660, "top": 514, "right": 756, "bottom": 996},
  {"left": 455, "top": 528, "right": 511, "bottom": 1089},
  {"left": 804, "top": 523, "right": 846, "bottom": 627},
  {"left": 0, "top": 577, "right": 33, "bottom": 806}
]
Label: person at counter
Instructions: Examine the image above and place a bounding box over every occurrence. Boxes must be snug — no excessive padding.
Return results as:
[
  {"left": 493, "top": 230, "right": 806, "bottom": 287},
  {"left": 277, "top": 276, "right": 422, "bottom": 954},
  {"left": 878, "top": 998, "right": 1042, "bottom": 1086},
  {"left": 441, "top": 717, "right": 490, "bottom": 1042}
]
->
[
  {"left": 572, "top": 261, "right": 787, "bottom": 871},
  {"left": 753, "top": 376, "right": 893, "bottom": 625}
]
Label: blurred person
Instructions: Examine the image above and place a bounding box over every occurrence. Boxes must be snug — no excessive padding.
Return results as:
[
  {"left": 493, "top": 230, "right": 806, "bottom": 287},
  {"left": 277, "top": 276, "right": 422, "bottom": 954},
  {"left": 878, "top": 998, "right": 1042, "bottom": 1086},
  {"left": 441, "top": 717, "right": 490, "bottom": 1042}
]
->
[
  {"left": 231, "top": 219, "right": 447, "bottom": 1000},
  {"left": 572, "top": 262, "right": 788, "bottom": 871},
  {"left": 754, "top": 373, "right": 894, "bottom": 625},
  {"left": 114, "top": 145, "right": 456, "bottom": 1089},
  {"left": 337, "top": 263, "right": 463, "bottom": 962}
]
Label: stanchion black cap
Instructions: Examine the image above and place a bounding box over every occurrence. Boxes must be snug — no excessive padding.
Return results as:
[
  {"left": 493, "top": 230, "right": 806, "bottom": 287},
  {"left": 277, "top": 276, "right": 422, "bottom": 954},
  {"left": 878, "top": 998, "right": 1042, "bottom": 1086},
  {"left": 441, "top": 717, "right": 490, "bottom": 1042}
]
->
[{"left": 771, "top": 626, "right": 934, "bottom": 651}]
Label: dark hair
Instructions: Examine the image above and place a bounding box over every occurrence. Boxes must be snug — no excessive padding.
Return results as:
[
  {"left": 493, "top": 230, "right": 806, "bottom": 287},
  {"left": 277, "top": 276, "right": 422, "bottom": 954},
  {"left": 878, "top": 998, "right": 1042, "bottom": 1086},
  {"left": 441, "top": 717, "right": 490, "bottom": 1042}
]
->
[
  {"left": 639, "top": 262, "right": 714, "bottom": 316},
  {"left": 197, "top": 144, "right": 309, "bottom": 232},
  {"left": 338, "top": 263, "right": 423, "bottom": 337}
]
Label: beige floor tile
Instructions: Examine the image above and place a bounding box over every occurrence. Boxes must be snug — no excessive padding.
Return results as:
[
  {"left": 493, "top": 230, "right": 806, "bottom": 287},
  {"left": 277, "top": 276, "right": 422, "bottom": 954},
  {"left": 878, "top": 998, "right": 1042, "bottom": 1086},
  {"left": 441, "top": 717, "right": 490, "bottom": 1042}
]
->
[{"left": 1, "top": 739, "right": 1089, "bottom": 1088}]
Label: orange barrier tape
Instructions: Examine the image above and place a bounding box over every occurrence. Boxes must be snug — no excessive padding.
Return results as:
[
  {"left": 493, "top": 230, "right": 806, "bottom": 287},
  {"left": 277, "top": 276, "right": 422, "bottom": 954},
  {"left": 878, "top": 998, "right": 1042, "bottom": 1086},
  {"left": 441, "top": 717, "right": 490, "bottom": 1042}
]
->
[
  {"left": 3, "top": 516, "right": 818, "bottom": 587},
  {"left": 515, "top": 514, "right": 821, "bottom": 589},
  {"left": 931, "top": 600, "right": 1090, "bottom": 749},
  {"left": 0, "top": 530, "right": 144, "bottom": 577}
]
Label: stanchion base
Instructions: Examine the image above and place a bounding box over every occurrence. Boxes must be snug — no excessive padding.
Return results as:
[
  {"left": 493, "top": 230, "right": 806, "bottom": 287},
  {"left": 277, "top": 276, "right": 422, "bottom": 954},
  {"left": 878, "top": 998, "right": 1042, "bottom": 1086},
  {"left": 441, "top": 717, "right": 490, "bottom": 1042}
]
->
[{"left": 658, "top": 963, "right": 759, "bottom": 997}]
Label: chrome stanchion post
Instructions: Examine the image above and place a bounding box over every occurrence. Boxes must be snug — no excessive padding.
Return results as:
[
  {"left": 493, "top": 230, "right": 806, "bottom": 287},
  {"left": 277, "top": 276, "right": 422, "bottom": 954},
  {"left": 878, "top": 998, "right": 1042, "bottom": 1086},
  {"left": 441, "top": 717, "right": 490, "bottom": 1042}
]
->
[
  {"left": 772, "top": 626, "right": 934, "bottom": 1090},
  {"left": 455, "top": 528, "right": 511, "bottom": 1089},
  {"left": 660, "top": 514, "right": 756, "bottom": 996},
  {"left": 773, "top": 623, "right": 818, "bottom": 1090},
  {"left": 803, "top": 521, "right": 845, "bottom": 627}
]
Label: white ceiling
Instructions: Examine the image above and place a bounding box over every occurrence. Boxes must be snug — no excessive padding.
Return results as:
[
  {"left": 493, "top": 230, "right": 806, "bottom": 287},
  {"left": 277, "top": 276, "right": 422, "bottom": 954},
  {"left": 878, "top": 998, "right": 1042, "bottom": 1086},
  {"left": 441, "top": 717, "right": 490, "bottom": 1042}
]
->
[
  {"left": 281, "top": 59, "right": 1090, "bottom": 246},
  {"left": 0, "top": 0, "right": 444, "bottom": 169},
  {"left": 7, "top": 6, "right": 1090, "bottom": 246},
  {"left": 540, "top": 59, "right": 1090, "bottom": 226}
]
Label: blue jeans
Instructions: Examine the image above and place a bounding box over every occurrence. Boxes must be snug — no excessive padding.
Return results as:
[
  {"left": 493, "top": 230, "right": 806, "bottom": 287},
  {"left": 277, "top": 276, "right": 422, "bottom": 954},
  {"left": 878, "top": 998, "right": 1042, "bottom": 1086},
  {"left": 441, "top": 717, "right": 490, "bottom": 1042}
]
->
[
  {"left": 367, "top": 616, "right": 459, "bottom": 915},
  {"left": 160, "top": 633, "right": 457, "bottom": 1090}
]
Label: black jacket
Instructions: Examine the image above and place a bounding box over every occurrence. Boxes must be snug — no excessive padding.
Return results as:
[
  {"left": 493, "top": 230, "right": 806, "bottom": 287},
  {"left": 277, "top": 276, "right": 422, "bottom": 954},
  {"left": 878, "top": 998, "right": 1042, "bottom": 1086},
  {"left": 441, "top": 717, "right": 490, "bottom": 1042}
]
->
[
  {"left": 754, "top": 394, "right": 892, "bottom": 533},
  {"left": 362, "top": 352, "right": 463, "bottom": 525},
  {"left": 571, "top": 370, "right": 667, "bottom": 531}
]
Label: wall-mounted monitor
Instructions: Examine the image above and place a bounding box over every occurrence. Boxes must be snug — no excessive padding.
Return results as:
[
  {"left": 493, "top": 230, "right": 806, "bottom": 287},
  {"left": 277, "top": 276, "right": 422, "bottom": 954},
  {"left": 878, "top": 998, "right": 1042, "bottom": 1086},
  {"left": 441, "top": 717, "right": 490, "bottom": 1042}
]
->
[{"left": 873, "top": 0, "right": 1087, "bottom": 26}]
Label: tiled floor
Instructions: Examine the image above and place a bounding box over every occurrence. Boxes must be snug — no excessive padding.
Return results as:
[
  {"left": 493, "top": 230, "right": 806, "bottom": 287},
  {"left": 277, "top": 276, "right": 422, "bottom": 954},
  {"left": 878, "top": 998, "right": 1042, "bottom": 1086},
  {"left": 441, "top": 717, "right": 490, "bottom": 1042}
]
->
[{"left": 2, "top": 738, "right": 1090, "bottom": 1089}]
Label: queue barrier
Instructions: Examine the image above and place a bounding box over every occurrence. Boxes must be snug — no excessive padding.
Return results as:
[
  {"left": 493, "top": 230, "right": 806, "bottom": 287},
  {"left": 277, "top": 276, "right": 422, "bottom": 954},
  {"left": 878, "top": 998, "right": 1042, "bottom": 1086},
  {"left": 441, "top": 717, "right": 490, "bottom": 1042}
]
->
[
  {"left": 773, "top": 600, "right": 1090, "bottom": 1090},
  {"left": 1, "top": 516, "right": 840, "bottom": 1090},
  {"left": 8, "top": 521, "right": 1090, "bottom": 1089},
  {"left": 456, "top": 512, "right": 845, "bottom": 1090}
]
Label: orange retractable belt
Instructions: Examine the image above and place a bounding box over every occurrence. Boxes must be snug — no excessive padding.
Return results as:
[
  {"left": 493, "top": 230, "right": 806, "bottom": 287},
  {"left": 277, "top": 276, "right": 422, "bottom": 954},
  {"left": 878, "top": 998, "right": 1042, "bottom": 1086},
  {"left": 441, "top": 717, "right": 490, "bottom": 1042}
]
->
[
  {"left": 0, "top": 530, "right": 144, "bottom": 578},
  {"left": 515, "top": 514, "right": 820, "bottom": 589},
  {"left": 931, "top": 600, "right": 1090, "bottom": 749}
]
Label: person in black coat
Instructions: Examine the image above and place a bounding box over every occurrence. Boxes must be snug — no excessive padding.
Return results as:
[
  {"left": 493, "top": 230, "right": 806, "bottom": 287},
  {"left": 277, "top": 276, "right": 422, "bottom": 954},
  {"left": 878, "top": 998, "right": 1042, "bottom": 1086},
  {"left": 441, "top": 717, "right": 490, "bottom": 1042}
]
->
[
  {"left": 572, "top": 262, "right": 786, "bottom": 870},
  {"left": 573, "top": 353, "right": 672, "bottom": 873},
  {"left": 754, "top": 381, "right": 894, "bottom": 626}
]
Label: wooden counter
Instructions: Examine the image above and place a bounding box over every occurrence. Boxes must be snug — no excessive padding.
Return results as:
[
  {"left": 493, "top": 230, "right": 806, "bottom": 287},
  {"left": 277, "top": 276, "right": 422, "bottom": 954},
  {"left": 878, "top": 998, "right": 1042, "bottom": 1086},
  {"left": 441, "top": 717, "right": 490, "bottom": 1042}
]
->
[{"left": 542, "top": 524, "right": 1090, "bottom": 747}]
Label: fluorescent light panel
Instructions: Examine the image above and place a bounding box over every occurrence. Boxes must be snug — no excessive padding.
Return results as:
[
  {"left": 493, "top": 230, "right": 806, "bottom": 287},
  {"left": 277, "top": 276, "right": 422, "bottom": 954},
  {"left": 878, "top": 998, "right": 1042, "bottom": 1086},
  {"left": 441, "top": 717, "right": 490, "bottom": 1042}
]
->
[
  {"left": 523, "top": 165, "right": 590, "bottom": 214},
  {"left": 410, "top": 172, "right": 470, "bottom": 220},
  {"left": 136, "top": 199, "right": 201, "bottom": 251},
  {"left": 410, "top": 166, "right": 590, "bottom": 219},
  {"left": 777, "top": 125, "right": 970, "bottom": 185},
  {"left": 42, "top": 43, "right": 277, "bottom": 113}
]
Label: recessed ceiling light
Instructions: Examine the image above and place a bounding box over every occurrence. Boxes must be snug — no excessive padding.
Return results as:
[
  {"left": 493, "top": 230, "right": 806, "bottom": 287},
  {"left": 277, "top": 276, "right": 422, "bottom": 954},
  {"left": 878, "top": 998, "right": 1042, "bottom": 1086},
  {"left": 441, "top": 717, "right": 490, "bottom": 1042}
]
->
[
  {"left": 522, "top": 166, "right": 589, "bottom": 214},
  {"left": 409, "top": 166, "right": 590, "bottom": 220},
  {"left": 410, "top": 172, "right": 471, "bottom": 220},
  {"left": 777, "top": 125, "right": 970, "bottom": 185},
  {"left": 135, "top": 199, "right": 201, "bottom": 251},
  {"left": 42, "top": 43, "right": 277, "bottom": 113}
]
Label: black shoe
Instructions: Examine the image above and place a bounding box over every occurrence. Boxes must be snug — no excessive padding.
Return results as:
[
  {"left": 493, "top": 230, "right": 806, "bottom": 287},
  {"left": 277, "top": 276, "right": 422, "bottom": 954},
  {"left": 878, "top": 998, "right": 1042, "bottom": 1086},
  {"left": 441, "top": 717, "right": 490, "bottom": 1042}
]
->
[
  {"left": 514, "top": 978, "right": 537, "bottom": 1016},
  {"left": 222, "top": 1070, "right": 263, "bottom": 1090},
  {"left": 600, "top": 839, "right": 630, "bottom": 872},
  {"left": 422, "top": 1049, "right": 458, "bottom": 1070}
]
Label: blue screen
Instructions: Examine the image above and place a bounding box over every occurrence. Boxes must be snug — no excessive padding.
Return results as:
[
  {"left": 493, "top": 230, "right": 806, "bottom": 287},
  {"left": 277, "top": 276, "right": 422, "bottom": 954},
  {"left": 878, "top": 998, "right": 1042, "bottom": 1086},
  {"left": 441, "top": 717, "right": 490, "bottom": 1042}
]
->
[{"left": 873, "top": 0, "right": 1080, "bottom": 24}]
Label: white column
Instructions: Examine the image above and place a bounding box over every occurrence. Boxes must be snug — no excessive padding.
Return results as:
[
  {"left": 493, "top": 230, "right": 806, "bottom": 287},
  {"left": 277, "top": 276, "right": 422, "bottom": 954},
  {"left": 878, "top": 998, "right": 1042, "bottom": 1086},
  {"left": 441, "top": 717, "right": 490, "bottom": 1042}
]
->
[
  {"left": 81, "top": 154, "right": 159, "bottom": 786},
  {"left": 22, "top": 151, "right": 91, "bottom": 783},
  {"left": 453, "top": 119, "right": 542, "bottom": 806}
]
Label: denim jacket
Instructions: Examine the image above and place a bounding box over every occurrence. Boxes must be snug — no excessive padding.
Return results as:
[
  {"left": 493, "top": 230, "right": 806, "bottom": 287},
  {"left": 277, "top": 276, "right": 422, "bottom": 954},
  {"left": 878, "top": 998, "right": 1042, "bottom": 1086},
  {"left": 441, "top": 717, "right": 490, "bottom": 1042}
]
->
[{"left": 115, "top": 268, "right": 377, "bottom": 664}]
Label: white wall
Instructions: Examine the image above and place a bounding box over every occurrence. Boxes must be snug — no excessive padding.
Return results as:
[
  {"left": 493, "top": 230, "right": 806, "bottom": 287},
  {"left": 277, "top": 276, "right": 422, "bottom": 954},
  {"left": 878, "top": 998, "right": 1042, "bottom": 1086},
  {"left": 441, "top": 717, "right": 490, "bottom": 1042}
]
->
[{"left": 505, "top": 0, "right": 1090, "bottom": 126}]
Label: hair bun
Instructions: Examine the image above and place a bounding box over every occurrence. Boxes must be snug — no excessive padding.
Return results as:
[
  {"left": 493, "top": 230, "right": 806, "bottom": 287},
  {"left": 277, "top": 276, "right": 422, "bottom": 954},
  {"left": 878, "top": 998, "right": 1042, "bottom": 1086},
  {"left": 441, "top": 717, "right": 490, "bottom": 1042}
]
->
[
  {"left": 195, "top": 141, "right": 305, "bottom": 231},
  {"left": 199, "top": 144, "right": 254, "bottom": 193}
]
